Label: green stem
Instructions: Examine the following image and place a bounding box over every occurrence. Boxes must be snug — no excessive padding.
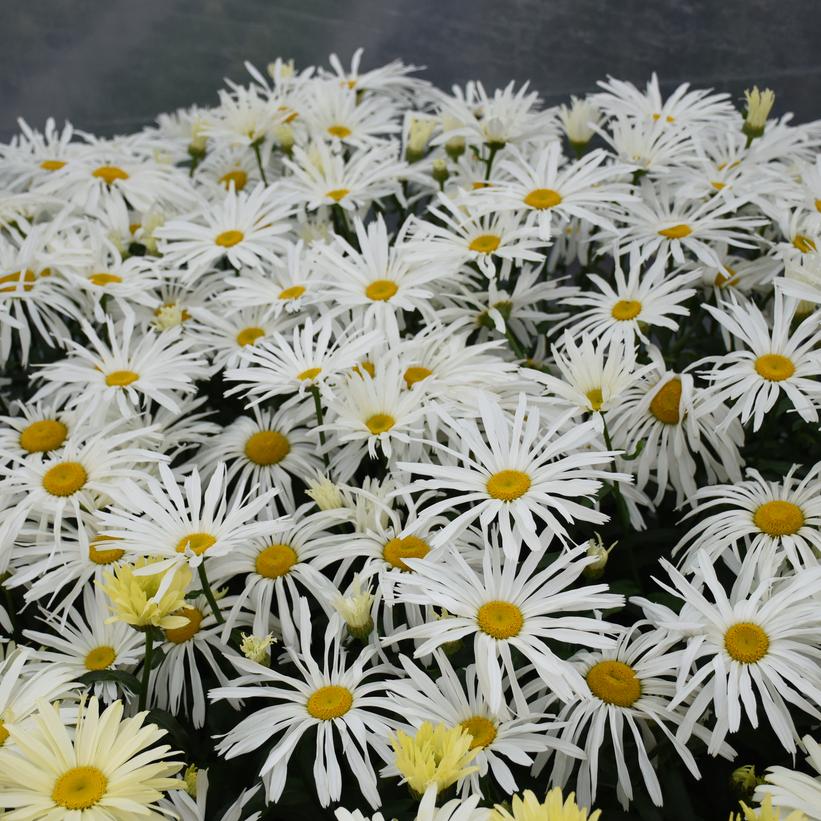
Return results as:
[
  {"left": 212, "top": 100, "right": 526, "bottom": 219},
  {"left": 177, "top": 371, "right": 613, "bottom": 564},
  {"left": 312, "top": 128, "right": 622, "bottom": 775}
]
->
[
  {"left": 505, "top": 326, "right": 526, "bottom": 360},
  {"left": 484, "top": 143, "right": 502, "bottom": 179},
  {"left": 197, "top": 562, "right": 225, "bottom": 625},
  {"left": 310, "top": 385, "right": 331, "bottom": 470},
  {"left": 138, "top": 631, "right": 154, "bottom": 711},
  {"left": 252, "top": 141, "right": 269, "bottom": 186},
  {"left": 600, "top": 413, "right": 630, "bottom": 531}
]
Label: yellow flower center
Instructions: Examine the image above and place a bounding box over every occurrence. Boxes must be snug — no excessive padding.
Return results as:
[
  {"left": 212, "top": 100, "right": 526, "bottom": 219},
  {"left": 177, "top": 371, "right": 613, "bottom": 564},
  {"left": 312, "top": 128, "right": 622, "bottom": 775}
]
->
[
  {"left": 84, "top": 645, "right": 116, "bottom": 671},
  {"left": 793, "top": 234, "right": 817, "bottom": 253},
  {"left": 815, "top": 198, "right": 821, "bottom": 213},
  {"left": 306, "top": 684, "right": 353, "bottom": 720},
  {"left": 165, "top": 607, "right": 204, "bottom": 643},
  {"left": 711, "top": 181, "right": 726, "bottom": 191},
  {"left": 105, "top": 369, "right": 139, "bottom": 387},
  {"left": 235, "top": 326, "right": 265, "bottom": 347},
  {"left": 459, "top": 715, "right": 497, "bottom": 749},
  {"left": 244, "top": 430, "right": 290, "bottom": 465},
  {"left": 92, "top": 165, "right": 129, "bottom": 185},
  {"left": 714, "top": 266, "right": 738, "bottom": 288},
  {"left": 326, "top": 188, "right": 350, "bottom": 202},
  {"left": 255, "top": 543, "right": 298, "bottom": 578},
  {"left": 88, "top": 272, "right": 123, "bottom": 286},
  {"left": 40, "top": 159, "right": 66, "bottom": 171},
  {"left": 753, "top": 500, "right": 804, "bottom": 536},
  {"left": 19, "top": 419, "right": 67, "bottom": 453},
  {"left": 649, "top": 378, "right": 682, "bottom": 424},
  {"left": 354, "top": 360, "right": 376, "bottom": 378},
  {"left": 587, "top": 660, "right": 642, "bottom": 707},
  {"left": 523, "top": 188, "right": 563, "bottom": 210},
  {"left": 364, "top": 279, "right": 399, "bottom": 301},
  {"left": 404, "top": 365, "right": 433, "bottom": 387},
  {"left": 89, "top": 536, "right": 125, "bottom": 565},
  {"left": 658, "top": 223, "right": 692, "bottom": 239},
  {"left": 586, "top": 387, "right": 604, "bottom": 411},
  {"left": 175, "top": 532, "right": 217, "bottom": 556},
  {"left": 383, "top": 535, "right": 430, "bottom": 571},
  {"left": 611, "top": 299, "right": 642, "bottom": 321},
  {"left": 297, "top": 366, "right": 322, "bottom": 381},
  {"left": 215, "top": 229, "right": 244, "bottom": 248},
  {"left": 468, "top": 234, "right": 501, "bottom": 254},
  {"left": 327, "top": 124, "right": 352, "bottom": 138},
  {"left": 754, "top": 353, "right": 795, "bottom": 382},
  {"left": 486, "top": 469, "right": 531, "bottom": 501},
  {"left": 724, "top": 622, "right": 769, "bottom": 664},
  {"left": 477, "top": 600, "right": 524, "bottom": 639},
  {"left": 366, "top": 413, "right": 395, "bottom": 435},
  {"left": 279, "top": 284, "right": 305, "bottom": 300},
  {"left": 52, "top": 766, "right": 108, "bottom": 810},
  {"left": 219, "top": 169, "right": 248, "bottom": 191},
  {"left": 0, "top": 269, "right": 37, "bottom": 293},
  {"left": 0, "top": 721, "right": 8, "bottom": 745},
  {"left": 42, "top": 461, "right": 87, "bottom": 497}
]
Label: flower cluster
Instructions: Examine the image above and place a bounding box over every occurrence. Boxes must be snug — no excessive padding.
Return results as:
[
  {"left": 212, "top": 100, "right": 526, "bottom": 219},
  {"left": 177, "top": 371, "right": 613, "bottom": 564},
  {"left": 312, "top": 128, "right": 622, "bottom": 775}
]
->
[{"left": 0, "top": 50, "right": 820, "bottom": 821}]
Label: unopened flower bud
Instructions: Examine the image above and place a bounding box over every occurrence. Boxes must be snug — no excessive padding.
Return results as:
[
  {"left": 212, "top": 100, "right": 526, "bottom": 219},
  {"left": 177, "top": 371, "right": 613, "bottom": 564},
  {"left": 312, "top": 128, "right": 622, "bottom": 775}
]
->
[
  {"left": 306, "top": 474, "right": 344, "bottom": 511},
  {"left": 582, "top": 534, "right": 616, "bottom": 580},
  {"left": 742, "top": 87, "right": 775, "bottom": 141},
  {"left": 334, "top": 575, "right": 375, "bottom": 641},
  {"left": 405, "top": 116, "right": 437, "bottom": 163},
  {"left": 432, "top": 158, "right": 449, "bottom": 185},
  {"left": 183, "top": 764, "right": 198, "bottom": 796}
]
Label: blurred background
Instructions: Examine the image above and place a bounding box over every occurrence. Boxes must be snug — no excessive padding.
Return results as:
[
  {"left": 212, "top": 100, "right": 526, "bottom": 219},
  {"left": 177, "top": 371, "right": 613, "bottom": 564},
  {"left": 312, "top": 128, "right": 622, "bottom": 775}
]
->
[{"left": 3, "top": 0, "right": 820, "bottom": 139}]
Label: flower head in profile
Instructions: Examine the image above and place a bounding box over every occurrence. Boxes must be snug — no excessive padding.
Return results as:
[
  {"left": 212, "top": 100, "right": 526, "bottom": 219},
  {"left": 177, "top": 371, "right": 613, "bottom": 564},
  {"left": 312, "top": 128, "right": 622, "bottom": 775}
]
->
[
  {"left": 489, "top": 787, "right": 601, "bottom": 821},
  {"left": 391, "top": 721, "right": 480, "bottom": 798},
  {"left": 100, "top": 557, "right": 192, "bottom": 630}
]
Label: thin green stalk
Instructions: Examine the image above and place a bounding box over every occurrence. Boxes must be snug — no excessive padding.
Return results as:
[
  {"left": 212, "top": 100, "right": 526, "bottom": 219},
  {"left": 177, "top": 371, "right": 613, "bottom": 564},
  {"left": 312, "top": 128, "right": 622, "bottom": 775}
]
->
[
  {"left": 252, "top": 141, "right": 269, "bottom": 186},
  {"left": 138, "top": 631, "right": 154, "bottom": 711},
  {"left": 197, "top": 561, "right": 225, "bottom": 625},
  {"left": 310, "top": 385, "right": 331, "bottom": 470}
]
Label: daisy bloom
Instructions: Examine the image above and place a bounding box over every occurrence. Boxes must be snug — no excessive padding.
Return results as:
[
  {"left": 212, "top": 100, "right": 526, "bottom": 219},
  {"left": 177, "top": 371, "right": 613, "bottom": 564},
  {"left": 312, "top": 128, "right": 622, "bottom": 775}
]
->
[
  {"left": 0, "top": 697, "right": 182, "bottom": 818},
  {"left": 698, "top": 292, "right": 821, "bottom": 431},
  {"left": 756, "top": 736, "right": 821, "bottom": 820}
]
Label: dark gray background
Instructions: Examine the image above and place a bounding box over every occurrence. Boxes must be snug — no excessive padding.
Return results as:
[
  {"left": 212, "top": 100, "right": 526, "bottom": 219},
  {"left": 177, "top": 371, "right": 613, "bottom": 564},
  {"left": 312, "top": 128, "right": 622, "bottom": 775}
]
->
[{"left": 3, "top": 0, "right": 821, "bottom": 141}]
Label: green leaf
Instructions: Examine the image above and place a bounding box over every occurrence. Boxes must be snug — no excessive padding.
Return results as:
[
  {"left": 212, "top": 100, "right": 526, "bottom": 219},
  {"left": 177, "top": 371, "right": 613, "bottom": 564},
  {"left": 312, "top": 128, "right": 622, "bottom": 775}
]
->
[{"left": 78, "top": 669, "right": 142, "bottom": 693}]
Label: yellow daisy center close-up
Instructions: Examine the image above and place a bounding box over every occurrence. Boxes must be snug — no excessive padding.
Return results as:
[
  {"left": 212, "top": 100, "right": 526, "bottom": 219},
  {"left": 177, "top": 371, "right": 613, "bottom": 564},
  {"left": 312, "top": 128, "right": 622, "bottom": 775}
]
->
[
  {"left": 256, "top": 543, "right": 298, "bottom": 578},
  {"left": 215, "top": 229, "right": 245, "bottom": 247},
  {"left": 753, "top": 500, "right": 804, "bottom": 536},
  {"left": 724, "top": 622, "right": 770, "bottom": 664},
  {"left": 176, "top": 532, "right": 217, "bottom": 556},
  {"left": 611, "top": 299, "right": 642, "bottom": 321},
  {"left": 0, "top": 269, "right": 37, "bottom": 293},
  {"left": 404, "top": 365, "right": 433, "bottom": 387},
  {"left": 19, "top": 419, "right": 68, "bottom": 453},
  {"left": 658, "top": 223, "right": 692, "bottom": 239},
  {"left": 297, "top": 366, "right": 322, "bottom": 381},
  {"left": 165, "top": 607, "right": 204, "bottom": 643},
  {"left": 89, "top": 536, "right": 125, "bottom": 565},
  {"left": 459, "top": 715, "right": 497, "bottom": 749},
  {"left": 236, "top": 326, "right": 265, "bottom": 347},
  {"left": 383, "top": 535, "right": 430, "bottom": 571},
  {"left": 793, "top": 234, "right": 817, "bottom": 253},
  {"left": 649, "top": 378, "right": 682, "bottom": 424},
  {"left": 486, "top": 469, "right": 531, "bottom": 501},
  {"left": 92, "top": 165, "right": 129, "bottom": 185},
  {"left": 219, "top": 169, "right": 248, "bottom": 190},
  {"left": 365, "top": 279, "right": 399, "bottom": 301},
  {"left": 586, "top": 387, "right": 604, "bottom": 411},
  {"left": 476, "top": 600, "right": 524, "bottom": 639},
  {"left": 366, "top": 413, "right": 395, "bottom": 435},
  {"left": 84, "top": 645, "right": 116, "bottom": 671},
  {"left": 587, "top": 660, "right": 642, "bottom": 707},
  {"left": 279, "top": 285, "right": 306, "bottom": 300},
  {"left": 105, "top": 369, "right": 139, "bottom": 387},
  {"left": 523, "top": 188, "right": 563, "bottom": 209},
  {"left": 0, "top": 721, "right": 8, "bottom": 745},
  {"left": 468, "top": 233, "right": 501, "bottom": 254},
  {"left": 327, "top": 124, "right": 352, "bottom": 138},
  {"left": 42, "top": 461, "right": 87, "bottom": 497},
  {"left": 52, "top": 766, "right": 108, "bottom": 810},
  {"left": 326, "top": 188, "right": 350, "bottom": 202},
  {"left": 245, "top": 430, "right": 290, "bottom": 465},
  {"left": 88, "top": 272, "right": 122, "bottom": 286},
  {"left": 754, "top": 353, "right": 795, "bottom": 382},
  {"left": 306, "top": 685, "right": 353, "bottom": 720},
  {"left": 40, "top": 159, "right": 66, "bottom": 171}
]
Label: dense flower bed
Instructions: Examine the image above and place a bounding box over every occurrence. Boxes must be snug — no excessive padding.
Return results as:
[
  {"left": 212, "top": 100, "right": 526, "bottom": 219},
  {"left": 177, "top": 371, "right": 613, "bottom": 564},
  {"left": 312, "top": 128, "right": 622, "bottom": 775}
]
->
[{"left": 0, "top": 50, "right": 820, "bottom": 821}]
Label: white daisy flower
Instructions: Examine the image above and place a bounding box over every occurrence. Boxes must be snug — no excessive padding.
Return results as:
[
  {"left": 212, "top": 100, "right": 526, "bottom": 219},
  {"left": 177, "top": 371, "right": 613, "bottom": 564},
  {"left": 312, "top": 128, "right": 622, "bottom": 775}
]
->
[
  {"left": 698, "top": 292, "right": 821, "bottom": 431},
  {"left": 211, "top": 600, "right": 403, "bottom": 809},
  {"left": 655, "top": 551, "right": 821, "bottom": 754},
  {"left": 674, "top": 464, "right": 821, "bottom": 578},
  {"left": 398, "top": 393, "right": 621, "bottom": 556},
  {"left": 386, "top": 538, "right": 624, "bottom": 711},
  {"left": 756, "top": 735, "right": 821, "bottom": 820}
]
